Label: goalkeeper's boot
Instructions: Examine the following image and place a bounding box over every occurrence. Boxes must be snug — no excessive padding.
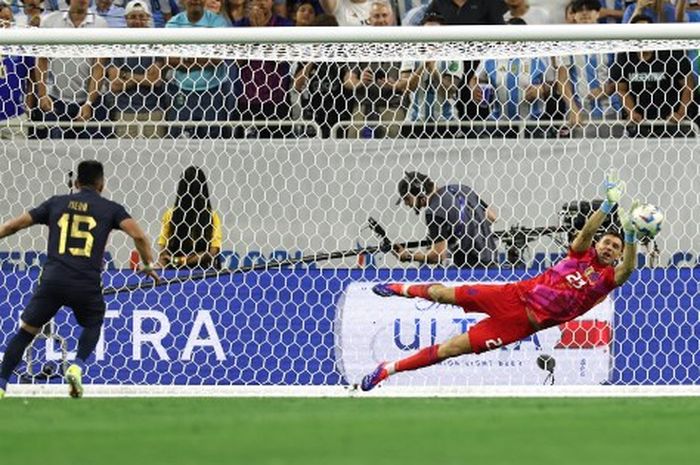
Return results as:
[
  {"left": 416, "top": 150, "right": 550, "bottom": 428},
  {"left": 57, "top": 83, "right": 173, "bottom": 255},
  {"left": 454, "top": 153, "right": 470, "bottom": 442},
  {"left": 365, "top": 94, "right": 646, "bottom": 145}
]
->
[
  {"left": 361, "top": 362, "right": 389, "bottom": 392},
  {"left": 65, "top": 364, "right": 84, "bottom": 399},
  {"left": 0, "top": 387, "right": 5, "bottom": 399},
  {"left": 372, "top": 283, "right": 404, "bottom": 298}
]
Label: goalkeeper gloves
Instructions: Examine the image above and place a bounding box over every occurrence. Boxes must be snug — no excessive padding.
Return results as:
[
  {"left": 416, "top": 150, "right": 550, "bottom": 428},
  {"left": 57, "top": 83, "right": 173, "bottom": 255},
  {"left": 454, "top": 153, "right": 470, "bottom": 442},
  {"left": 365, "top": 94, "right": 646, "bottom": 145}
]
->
[
  {"left": 617, "top": 200, "right": 640, "bottom": 244},
  {"left": 601, "top": 171, "right": 625, "bottom": 214}
]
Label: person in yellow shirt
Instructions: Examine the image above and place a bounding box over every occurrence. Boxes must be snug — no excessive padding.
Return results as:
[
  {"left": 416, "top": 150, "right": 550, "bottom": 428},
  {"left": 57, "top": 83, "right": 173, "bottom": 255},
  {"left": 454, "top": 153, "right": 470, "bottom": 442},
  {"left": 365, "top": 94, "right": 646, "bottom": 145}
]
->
[{"left": 158, "top": 166, "right": 223, "bottom": 269}]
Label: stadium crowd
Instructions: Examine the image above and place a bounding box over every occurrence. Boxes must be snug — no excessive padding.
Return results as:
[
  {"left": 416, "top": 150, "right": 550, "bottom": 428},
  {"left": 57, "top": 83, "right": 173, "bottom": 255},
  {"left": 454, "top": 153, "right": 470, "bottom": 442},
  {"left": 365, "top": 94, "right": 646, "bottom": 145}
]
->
[{"left": 1, "top": 0, "right": 699, "bottom": 138}]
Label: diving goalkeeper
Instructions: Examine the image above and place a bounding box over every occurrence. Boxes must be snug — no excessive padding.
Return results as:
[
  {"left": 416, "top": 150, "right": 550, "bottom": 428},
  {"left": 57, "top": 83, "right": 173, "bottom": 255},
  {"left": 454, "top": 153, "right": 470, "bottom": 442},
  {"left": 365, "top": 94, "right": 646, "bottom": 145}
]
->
[{"left": 362, "top": 173, "right": 643, "bottom": 391}]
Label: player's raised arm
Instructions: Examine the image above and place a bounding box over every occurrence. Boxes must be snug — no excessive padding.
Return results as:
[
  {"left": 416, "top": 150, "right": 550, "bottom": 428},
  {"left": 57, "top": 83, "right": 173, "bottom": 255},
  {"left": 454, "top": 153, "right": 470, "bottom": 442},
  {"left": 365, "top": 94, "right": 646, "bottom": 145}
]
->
[
  {"left": 614, "top": 202, "right": 640, "bottom": 285},
  {"left": 0, "top": 213, "right": 34, "bottom": 240},
  {"left": 120, "top": 218, "right": 159, "bottom": 282},
  {"left": 571, "top": 172, "right": 624, "bottom": 253}
]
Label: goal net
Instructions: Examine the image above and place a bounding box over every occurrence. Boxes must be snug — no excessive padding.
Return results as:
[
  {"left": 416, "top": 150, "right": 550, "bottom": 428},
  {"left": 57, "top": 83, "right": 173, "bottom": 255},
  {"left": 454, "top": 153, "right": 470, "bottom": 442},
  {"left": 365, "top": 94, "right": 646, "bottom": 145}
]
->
[{"left": 1, "top": 25, "right": 699, "bottom": 396}]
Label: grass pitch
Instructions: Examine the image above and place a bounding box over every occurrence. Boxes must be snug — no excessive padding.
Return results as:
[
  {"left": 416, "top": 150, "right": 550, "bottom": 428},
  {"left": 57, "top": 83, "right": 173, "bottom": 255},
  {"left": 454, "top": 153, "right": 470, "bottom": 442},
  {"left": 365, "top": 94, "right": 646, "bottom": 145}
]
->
[{"left": 0, "top": 397, "right": 698, "bottom": 465}]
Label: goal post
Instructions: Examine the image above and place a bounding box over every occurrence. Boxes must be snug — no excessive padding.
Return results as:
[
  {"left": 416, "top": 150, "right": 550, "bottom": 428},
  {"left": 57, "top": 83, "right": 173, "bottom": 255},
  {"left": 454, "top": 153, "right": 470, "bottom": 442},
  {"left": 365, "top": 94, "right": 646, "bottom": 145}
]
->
[{"left": 1, "top": 24, "right": 699, "bottom": 396}]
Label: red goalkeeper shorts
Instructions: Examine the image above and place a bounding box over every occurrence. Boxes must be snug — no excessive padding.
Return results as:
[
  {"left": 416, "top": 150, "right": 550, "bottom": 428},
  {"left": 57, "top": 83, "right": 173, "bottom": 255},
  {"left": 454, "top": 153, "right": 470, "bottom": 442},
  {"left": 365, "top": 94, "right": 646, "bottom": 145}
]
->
[{"left": 454, "top": 283, "right": 537, "bottom": 354}]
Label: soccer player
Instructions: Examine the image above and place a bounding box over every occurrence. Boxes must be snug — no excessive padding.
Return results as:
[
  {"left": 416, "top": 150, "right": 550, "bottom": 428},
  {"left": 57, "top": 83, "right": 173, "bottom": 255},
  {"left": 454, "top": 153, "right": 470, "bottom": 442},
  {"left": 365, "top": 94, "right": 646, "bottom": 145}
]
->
[
  {"left": 361, "top": 173, "right": 641, "bottom": 391},
  {"left": 0, "top": 160, "right": 158, "bottom": 398}
]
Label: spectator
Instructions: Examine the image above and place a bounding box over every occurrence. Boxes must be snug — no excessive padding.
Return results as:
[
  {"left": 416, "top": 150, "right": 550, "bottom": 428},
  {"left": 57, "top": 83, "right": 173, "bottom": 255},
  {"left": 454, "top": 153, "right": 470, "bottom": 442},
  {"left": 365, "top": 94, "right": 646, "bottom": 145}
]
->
[
  {"left": 34, "top": 0, "right": 109, "bottom": 139},
  {"left": 469, "top": 18, "right": 551, "bottom": 128},
  {"left": 294, "top": 0, "right": 316, "bottom": 24},
  {"left": 425, "top": 0, "right": 506, "bottom": 24},
  {"left": 424, "top": 0, "right": 506, "bottom": 119},
  {"left": 96, "top": 0, "right": 127, "bottom": 27},
  {"left": 0, "top": 0, "right": 12, "bottom": 26},
  {"left": 233, "top": 0, "right": 293, "bottom": 137},
  {"left": 402, "top": 3, "right": 428, "bottom": 25},
  {"left": 38, "top": 0, "right": 61, "bottom": 13},
  {"left": 530, "top": 0, "right": 573, "bottom": 23},
  {"left": 158, "top": 166, "right": 223, "bottom": 270},
  {"left": 292, "top": 14, "right": 351, "bottom": 137},
  {"left": 598, "top": 0, "right": 625, "bottom": 22},
  {"left": 319, "top": 0, "right": 373, "bottom": 25},
  {"left": 105, "top": 0, "right": 166, "bottom": 138},
  {"left": 622, "top": 0, "right": 678, "bottom": 22},
  {"left": 205, "top": 0, "right": 222, "bottom": 13},
  {"left": 13, "top": 0, "right": 47, "bottom": 27},
  {"left": 221, "top": 0, "right": 245, "bottom": 23},
  {"left": 676, "top": 0, "right": 700, "bottom": 22},
  {"left": 343, "top": 2, "right": 405, "bottom": 137},
  {"left": 503, "top": 0, "right": 552, "bottom": 24},
  {"left": 556, "top": 0, "right": 621, "bottom": 134},
  {"left": 273, "top": 0, "right": 288, "bottom": 17},
  {"left": 142, "top": 0, "right": 173, "bottom": 26},
  {"left": 396, "top": 12, "right": 463, "bottom": 135},
  {"left": 564, "top": 1, "right": 576, "bottom": 21},
  {"left": 1, "top": 3, "right": 35, "bottom": 139},
  {"left": 676, "top": 0, "right": 700, "bottom": 122},
  {"left": 611, "top": 15, "right": 693, "bottom": 131},
  {"left": 165, "top": 0, "right": 231, "bottom": 138}
]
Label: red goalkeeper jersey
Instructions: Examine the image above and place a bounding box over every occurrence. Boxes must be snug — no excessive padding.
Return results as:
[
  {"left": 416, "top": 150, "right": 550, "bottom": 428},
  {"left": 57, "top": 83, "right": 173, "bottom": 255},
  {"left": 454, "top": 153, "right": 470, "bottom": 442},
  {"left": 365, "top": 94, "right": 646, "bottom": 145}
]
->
[{"left": 514, "top": 247, "right": 618, "bottom": 327}]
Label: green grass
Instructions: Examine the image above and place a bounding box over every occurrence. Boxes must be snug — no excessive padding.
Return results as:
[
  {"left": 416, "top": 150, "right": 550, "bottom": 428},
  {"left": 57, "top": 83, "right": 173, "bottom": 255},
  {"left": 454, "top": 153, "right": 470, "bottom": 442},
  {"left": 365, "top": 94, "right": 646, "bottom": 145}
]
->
[{"left": 1, "top": 397, "right": 699, "bottom": 465}]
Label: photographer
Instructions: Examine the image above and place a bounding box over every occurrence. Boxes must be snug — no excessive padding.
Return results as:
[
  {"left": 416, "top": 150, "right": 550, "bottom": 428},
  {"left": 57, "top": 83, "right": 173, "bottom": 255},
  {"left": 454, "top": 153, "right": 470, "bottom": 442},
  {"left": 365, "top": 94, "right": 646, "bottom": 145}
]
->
[{"left": 393, "top": 171, "right": 498, "bottom": 268}]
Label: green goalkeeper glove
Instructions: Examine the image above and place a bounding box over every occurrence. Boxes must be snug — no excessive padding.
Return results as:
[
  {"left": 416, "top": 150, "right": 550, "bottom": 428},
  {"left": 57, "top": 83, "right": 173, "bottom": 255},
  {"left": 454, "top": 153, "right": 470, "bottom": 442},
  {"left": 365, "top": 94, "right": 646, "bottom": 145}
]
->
[
  {"left": 601, "top": 171, "right": 625, "bottom": 214},
  {"left": 617, "top": 200, "right": 640, "bottom": 244}
]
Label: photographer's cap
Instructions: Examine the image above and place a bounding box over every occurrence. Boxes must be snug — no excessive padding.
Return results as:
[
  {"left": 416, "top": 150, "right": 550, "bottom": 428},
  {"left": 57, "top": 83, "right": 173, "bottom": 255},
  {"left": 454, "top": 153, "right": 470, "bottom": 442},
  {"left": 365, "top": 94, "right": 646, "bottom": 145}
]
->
[{"left": 396, "top": 171, "right": 430, "bottom": 205}]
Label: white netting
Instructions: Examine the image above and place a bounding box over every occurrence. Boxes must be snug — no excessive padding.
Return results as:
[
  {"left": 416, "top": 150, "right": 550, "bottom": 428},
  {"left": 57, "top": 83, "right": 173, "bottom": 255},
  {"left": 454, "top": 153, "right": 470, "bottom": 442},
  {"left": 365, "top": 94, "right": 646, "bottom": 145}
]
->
[{"left": 1, "top": 27, "right": 699, "bottom": 394}]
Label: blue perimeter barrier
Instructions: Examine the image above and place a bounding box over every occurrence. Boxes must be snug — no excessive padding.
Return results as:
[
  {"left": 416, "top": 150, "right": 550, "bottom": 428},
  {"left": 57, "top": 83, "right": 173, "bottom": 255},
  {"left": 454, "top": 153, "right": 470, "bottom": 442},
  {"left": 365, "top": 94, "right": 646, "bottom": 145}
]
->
[{"left": 1, "top": 267, "right": 698, "bottom": 385}]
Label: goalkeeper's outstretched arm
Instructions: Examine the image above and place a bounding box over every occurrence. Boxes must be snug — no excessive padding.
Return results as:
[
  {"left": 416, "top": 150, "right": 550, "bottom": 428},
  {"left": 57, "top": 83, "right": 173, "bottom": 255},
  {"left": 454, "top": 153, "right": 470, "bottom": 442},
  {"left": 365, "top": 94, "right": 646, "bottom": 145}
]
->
[
  {"left": 572, "top": 172, "right": 623, "bottom": 253},
  {"left": 614, "top": 202, "right": 641, "bottom": 285},
  {"left": 615, "top": 235, "right": 637, "bottom": 285}
]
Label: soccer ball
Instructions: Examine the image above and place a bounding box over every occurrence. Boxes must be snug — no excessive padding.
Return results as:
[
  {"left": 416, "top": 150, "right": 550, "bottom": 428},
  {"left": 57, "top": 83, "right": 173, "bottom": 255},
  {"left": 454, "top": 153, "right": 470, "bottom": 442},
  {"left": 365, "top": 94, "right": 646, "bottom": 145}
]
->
[{"left": 631, "top": 204, "right": 664, "bottom": 238}]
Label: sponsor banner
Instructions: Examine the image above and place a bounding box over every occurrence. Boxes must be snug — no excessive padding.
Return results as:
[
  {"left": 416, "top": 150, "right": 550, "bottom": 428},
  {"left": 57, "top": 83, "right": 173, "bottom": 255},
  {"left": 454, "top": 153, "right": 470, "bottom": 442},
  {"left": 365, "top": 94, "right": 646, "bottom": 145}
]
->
[
  {"left": 337, "top": 282, "right": 613, "bottom": 386},
  {"left": 0, "top": 268, "right": 698, "bottom": 385}
]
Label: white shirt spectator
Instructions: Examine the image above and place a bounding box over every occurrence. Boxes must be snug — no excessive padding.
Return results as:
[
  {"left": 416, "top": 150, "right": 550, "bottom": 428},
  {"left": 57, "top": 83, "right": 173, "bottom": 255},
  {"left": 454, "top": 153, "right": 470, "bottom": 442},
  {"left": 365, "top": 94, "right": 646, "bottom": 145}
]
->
[
  {"left": 329, "top": 0, "right": 373, "bottom": 25},
  {"left": 41, "top": 11, "right": 108, "bottom": 102},
  {"left": 13, "top": 11, "right": 50, "bottom": 27},
  {"left": 503, "top": 5, "right": 552, "bottom": 24},
  {"left": 529, "top": 0, "right": 569, "bottom": 23},
  {"left": 95, "top": 1, "right": 127, "bottom": 28}
]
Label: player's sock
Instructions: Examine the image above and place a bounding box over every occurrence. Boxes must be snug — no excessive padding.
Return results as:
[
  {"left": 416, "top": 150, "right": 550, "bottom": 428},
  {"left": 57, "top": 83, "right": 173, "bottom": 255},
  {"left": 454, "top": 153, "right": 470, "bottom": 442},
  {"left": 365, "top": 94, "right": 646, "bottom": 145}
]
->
[
  {"left": 399, "top": 284, "right": 435, "bottom": 299},
  {"left": 76, "top": 325, "right": 101, "bottom": 368},
  {"left": 393, "top": 344, "right": 442, "bottom": 373},
  {"left": 0, "top": 328, "right": 35, "bottom": 384}
]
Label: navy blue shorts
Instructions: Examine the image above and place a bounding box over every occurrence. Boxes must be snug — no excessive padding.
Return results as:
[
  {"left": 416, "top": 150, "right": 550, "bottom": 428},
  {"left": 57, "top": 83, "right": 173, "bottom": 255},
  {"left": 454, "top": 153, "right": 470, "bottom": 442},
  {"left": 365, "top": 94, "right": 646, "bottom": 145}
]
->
[{"left": 21, "top": 282, "right": 106, "bottom": 329}]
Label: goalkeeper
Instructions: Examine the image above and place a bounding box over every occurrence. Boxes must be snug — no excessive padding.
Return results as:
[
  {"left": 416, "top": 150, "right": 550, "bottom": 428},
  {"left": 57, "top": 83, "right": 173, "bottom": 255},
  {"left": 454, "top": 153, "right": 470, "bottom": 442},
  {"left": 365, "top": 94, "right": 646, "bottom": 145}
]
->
[{"left": 362, "top": 172, "right": 643, "bottom": 391}]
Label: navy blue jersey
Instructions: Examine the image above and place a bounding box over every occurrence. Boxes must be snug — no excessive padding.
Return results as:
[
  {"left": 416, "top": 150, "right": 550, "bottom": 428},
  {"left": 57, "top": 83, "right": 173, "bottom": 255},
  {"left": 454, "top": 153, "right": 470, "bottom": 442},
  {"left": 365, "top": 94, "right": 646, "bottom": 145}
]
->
[
  {"left": 29, "top": 189, "right": 131, "bottom": 285},
  {"left": 425, "top": 185, "right": 497, "bottom": 267}
]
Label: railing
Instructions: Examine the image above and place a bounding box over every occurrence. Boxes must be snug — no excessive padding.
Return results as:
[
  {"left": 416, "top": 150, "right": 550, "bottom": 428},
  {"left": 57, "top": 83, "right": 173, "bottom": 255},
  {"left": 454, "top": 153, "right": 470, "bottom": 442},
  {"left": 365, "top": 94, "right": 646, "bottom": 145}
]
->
[
  {"left": 330, "top": 119, "right": 700, "bottom": 139},
  {"left": 3, "top": 119, "right": 698, "bottom": 139}
]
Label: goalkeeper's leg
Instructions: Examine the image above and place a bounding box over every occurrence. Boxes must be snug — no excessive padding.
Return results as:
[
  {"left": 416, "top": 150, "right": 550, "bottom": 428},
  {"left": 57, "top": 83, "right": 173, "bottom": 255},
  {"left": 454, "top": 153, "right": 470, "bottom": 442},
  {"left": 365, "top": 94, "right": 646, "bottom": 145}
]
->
[
  {"left": 361, "top": 286, "right": 534, "bottom": 391},
  {"left": 372, "top": 283, "right": 457, "bottom": 303}
]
